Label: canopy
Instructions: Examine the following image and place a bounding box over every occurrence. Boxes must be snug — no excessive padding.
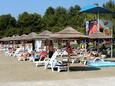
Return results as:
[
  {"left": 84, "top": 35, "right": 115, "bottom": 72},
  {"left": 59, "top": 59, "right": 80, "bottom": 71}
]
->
[
  {"left": 51, "top": 27, "right": 88, "bottom": 39},
  {"left": 10, "top": 35, "right": 21, "bottom": 41},
  {"left": 36, "top": 30, "right": 53, "bottom": 39},
  {"left": 20, "top": 34, "right": 33, "bottom": 40},
  {"left": 0, "top": 37, "right": 11, "bottom": 41},
  {"left": 89, "top": 32, "right": 112, "bottom": 39},
  {"left": 28, "top": 32, "right": 38, "bottom": 39},
  {"left": 80, "top": 5, "right": 114, "bottom": 14}
]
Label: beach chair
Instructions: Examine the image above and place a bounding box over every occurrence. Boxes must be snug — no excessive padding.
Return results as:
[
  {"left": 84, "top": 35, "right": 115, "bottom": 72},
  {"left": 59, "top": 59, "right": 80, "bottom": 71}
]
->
[
  {"left": 61, "top": 50, "right": 79, "bottom": 64},
  {"left": 34, "top": 57, "right": 49, "bottom": 67},
  {"left": 4, "top": 47, "right": 14, "bottom": 56},
  {"left": 82, "top": 53, "right": 105, "bottom": 66},
  {"left": 34, "top": 51, "right": 49, "bottom": 67},
  {"left": 13, "top": 48, "right": 24, "bottom": 58},
  {"left": 76, "top": 52, "right": 92, "bottom": 65},
  {"left": 44, "top": 51, "right": 67, "bottom": 72}
]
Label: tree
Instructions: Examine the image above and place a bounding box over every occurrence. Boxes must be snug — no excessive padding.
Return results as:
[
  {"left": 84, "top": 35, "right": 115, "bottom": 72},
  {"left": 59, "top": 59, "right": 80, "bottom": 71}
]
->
[
  {"left": 22, "top": 27, "right": 31, "bottom": 34},
  {"left": 103, "top": 0, "right": 115, "bottom": 11},
  {"left": 0, "top": 14, "right": 16, "bottom": 31},
  {"left": 30, "top": 13, "right": 44, "bottom": 32},
  {"left": 94, "top": 3, "right": 99, "bottom": 6},
  {"left": 43, "top": 7, "right": 56, "bottom": 31},
  {"left": 18, "top": 12, "right": 43, "bottom": 33},
  {"left": 18, "top": 12, "right": 31, "bottom": 27},
  {"left": 0, "top": 14, "right": 16, "bottom": 37},
  {"left": 67, "top": 5, "right": 84, "bottom": 33},
  {"left": 68, "top": 5, "right": 80, "bottom": 16},
  {"left": 44, "top": 7, "right": 55, "bottom": 16},
  {"left": 55, "top": 7, "right": 68, "bottom": 27},
  {"left": 4, "top": 28, "right": 16, "bottom": 37},
  {"left": 103, "top": 0, "right": 115, "bottom": 38}
]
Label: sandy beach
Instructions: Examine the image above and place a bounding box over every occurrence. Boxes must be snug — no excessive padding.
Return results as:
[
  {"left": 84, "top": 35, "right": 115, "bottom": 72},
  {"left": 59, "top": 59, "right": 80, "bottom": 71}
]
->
[
  {"left": 0, "top": 77, "right": 115, "bottom": 86},
  {"left": 0, "top": 51, "right": 115, "bottom": 86}
]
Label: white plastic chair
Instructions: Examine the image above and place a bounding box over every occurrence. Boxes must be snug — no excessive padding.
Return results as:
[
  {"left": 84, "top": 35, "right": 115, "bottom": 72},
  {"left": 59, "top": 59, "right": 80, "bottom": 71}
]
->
[{"left": 44, "top": 51, "right": 67, "bottom": 72}]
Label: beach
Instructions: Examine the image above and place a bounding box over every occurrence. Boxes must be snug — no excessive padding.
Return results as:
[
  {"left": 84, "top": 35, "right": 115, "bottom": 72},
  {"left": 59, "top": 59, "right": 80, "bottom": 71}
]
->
[
  {"left": 0, "top": 77, "right": 115, "bottom": 86},
  {"left": 0, "top": 51, "right": 115, "bottom": 86}
]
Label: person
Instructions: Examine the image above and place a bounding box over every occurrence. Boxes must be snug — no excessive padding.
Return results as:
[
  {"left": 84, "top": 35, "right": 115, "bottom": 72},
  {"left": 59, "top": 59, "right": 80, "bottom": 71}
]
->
[
  {"left": 48, "top": 40, "right": 54, "bottom": 58},
  {"left": 65, "top": 42, "right": 73, "bottom": 70},
  {"left": 65, "top": 42, "right": 73, "bottom": 55},
  {"left": 39, "top": 51, "right": 47, "bottom": 60},
  {"left": 28, "top": 51, "right": 37, "bottom": 61},
  {"left": 85, "top": 21, "right": 89, "bottom": 35},
  {"left": 18, "top": 50, "right": 30, "bottom": 61},
  {"left": 102, "top": 44, "right": 106, "bottom": 50}
]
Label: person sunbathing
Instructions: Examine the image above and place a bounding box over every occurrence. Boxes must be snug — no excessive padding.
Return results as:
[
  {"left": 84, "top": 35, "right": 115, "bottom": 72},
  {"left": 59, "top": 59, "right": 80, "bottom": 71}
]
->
[
  {"left": 28, "top": 51, "right": 39, "bottom": 61},
  {"left": 7, "top": 47, "right": 15, "bottom": 56},
  {"left": 39, "top": 51, "right": 47, "bottom": 61},
  {"left": 29, "top": 51, "right": 48, "bottom": 61},
  {"left": 65, "top": 42, "right": 73, "bottom": 55},
  {"left": 18, "top": 51, "right": 30, "bottom": 61}
]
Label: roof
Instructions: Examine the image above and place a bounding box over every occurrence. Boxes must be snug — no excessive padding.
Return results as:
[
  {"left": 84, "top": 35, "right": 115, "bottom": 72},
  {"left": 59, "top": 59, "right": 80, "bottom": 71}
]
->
[
  {"left": 51, "top": 26, "right": 88, "bottom": 39},
  {"left": 89, "top": 32, "right": 112, "bottom": 39},
  {"left": 80, "top": 5, "right": 114, "bottom": 14},
  {"left": 36, "top": 30, "right": 53, "bottom": 39}
]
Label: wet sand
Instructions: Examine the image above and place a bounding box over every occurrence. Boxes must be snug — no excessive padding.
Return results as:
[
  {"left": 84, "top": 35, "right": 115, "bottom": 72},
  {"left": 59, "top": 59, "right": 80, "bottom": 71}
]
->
[{"left": 0, "top": 51, "right": 115, "bottom": 82}]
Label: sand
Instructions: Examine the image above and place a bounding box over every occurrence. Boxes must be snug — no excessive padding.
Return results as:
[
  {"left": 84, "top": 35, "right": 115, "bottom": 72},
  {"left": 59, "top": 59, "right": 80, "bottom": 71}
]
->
[{"left": 0, "top": 51, "right": 115, "bottom": 85}]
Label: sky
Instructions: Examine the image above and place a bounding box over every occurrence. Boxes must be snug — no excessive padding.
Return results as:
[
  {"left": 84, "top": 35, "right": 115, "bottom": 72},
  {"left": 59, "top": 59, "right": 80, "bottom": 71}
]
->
[{"left": 0, "top": 0, "right": 110, "bottom": 18}]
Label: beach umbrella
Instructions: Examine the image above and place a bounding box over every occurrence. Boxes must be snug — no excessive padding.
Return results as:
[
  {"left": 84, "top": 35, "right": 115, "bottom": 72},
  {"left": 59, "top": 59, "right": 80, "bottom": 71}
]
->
[
  {"left": 36, "top": 30, "right": 53, "bottom": 39},
  {"left": 0, "top": 37, "right": 12, "bottom": 48},
  {"left": 28, "top": 32, "right": 38, "bottom": 39},
  {"left": 89, "top": 32, "right": 112, "bottom": 39},
  {"left": 89, "top": 32, "right": 112, "bottom": 53},
  {"left": 51, "top": 26, "right": 88, "bottom": 40},
  {"left": 0, "top": 37, "right": 11, "bottom": 41},
  {"left": 35, "top": 30, "right": 53, "bottom": 51},
  {"left": 80, "top": 5, "right": 114, "bottom": 14},
  {"left": 13, "top": 35, "right": 21, "bottom": 41},
  {"left": 51, "top": 26, "right": 88, "bottom": 71},
  {"left": 9, "top": 35, "right": 16, "bottom": 41},
  {"left": 19, "top": 34, "right": 33, "bottom": 40}
]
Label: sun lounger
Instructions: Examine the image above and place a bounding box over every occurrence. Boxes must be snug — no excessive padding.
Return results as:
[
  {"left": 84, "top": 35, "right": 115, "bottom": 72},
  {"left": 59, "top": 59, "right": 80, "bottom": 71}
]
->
[
  {"left": 59, "top": 50, "right": 78, "bottom": 64},
  {"left": 13, "top": 48, "right": 24, "bottom": 57},
  {"left": 44, "top": 51, "right": 67, "bottom": 72},
  {"left": 33, "top": 51, "right": 49, "bottom": 67},
  {"left": 34, "top": 57, "right": 49, "bottom": 67}
]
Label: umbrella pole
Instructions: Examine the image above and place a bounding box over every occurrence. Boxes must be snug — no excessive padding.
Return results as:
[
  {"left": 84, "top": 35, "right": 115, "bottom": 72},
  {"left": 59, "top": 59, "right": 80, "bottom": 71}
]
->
[
  {"left": 66, "top": 41, "right": 71, "bottom": 72},
  {"left": 67, "top": 54, "right": 71, "bottom": 72},
  {"left": 110, "top": 14, "right": 113, "bottom": 58},
  {"left": 110, "top": 26, "right": 113, "bottom": 58},
  {"left": 111, "top": 40, "right": 113, "bottom": 58},
  {"left": 97, "top": 10, "right": 100, "bottom": 32},
  {"left": 85, "top": 39, "right": 87, "bottom": 52}
]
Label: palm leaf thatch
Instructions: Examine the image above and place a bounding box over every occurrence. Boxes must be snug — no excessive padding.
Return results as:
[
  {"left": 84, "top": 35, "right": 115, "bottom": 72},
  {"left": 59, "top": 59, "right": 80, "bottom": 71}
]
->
[
  {"left": 51, "top": 27, "right": 88, "bottom": 39},
  {"left": 89, "top": 32, "right": 112, "bottom": 39}
]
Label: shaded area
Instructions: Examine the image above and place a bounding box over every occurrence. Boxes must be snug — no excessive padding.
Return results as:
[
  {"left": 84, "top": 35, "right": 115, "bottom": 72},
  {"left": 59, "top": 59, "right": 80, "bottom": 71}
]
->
[{"left": 69, "top": 66, "right": 100, "bottom": 71}]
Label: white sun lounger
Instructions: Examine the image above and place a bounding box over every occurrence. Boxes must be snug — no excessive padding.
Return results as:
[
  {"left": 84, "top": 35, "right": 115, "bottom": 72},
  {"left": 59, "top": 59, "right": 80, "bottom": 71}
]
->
[{"left": 44, "top": 51, "right": 67, "bottom": 72}]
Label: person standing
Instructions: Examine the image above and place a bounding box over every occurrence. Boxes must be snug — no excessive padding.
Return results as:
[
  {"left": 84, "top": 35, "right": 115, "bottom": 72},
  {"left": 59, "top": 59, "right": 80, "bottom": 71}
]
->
[
  {"left": 65, "top": 41, "right": 73, "bottom": 71},
  {"left": 48, "top": 40, "right": 54, "bottom": 58}
]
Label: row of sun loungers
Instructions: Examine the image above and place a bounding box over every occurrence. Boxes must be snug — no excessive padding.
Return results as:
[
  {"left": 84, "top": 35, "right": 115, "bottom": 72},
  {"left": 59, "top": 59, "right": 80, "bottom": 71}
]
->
[{"left": 1, "top": 46, "right": 106, "bottom": 72}]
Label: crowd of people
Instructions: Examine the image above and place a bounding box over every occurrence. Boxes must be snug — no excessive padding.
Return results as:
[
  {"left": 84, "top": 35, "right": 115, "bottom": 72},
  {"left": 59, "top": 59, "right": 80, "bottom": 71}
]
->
[{"left": 0, "top": 40, "right": 107, "bottom": 66}]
